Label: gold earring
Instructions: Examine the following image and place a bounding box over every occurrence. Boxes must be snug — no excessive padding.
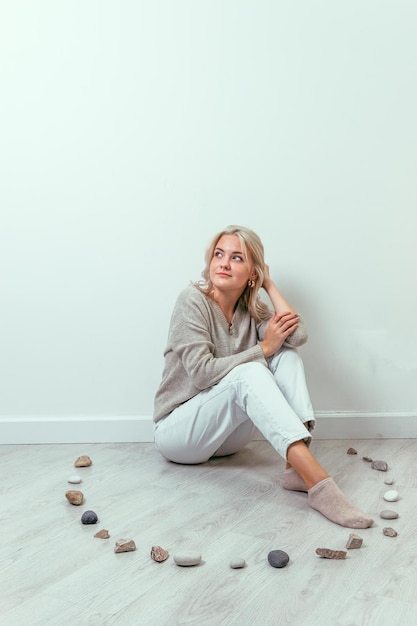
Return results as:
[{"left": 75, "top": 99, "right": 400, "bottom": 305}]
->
[{"left": 248, "top": 279, "right": 255, "bottom": 288}]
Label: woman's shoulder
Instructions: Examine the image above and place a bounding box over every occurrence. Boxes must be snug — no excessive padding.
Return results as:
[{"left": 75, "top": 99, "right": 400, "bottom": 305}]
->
[{"left": 175, "top": 283, "right": 211, "bottom": 309}]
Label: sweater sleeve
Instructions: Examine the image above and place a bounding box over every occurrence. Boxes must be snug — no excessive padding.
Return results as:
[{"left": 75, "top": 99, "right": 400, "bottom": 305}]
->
[{"left": 170, "top": 290, "right": 267, "bottom": 391}]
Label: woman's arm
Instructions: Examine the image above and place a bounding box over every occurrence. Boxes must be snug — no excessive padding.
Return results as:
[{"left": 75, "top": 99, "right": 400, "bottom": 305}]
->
[{"left": 259, "top": 265, "right": 308, "bottom": 357}]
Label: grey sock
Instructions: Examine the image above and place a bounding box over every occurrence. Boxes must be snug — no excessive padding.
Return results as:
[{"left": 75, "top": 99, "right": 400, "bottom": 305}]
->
[
  {"left": 308, "top": 477, "right": 374, "bottom": 529},
  {"left": 281, "top": 468, "right": 308, "bottom": 493}
]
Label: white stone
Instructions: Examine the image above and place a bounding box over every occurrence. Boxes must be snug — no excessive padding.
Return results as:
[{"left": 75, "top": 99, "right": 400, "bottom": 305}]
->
[
  {"left": 68, "top": 475, "right": 82, "bottom": 484},
  {"left": 230, "top": 558, "right": 246, "bottom": 569},
  {"left": 173, "top": 551, "right": 202, "bottom": 567},
  {"left": 383, "top": 489, "right": 399, "bottom": 502}
]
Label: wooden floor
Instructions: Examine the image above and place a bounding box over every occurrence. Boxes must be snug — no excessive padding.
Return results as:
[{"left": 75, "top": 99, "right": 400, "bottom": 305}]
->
[{"left": 1, "top": 438, "right": 416, "bottom": 626}]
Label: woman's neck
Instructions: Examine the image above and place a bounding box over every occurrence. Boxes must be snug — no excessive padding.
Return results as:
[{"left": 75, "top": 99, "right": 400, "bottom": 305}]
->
[{"left": 211, "top": 290, "right": 240, "bottom": 325}]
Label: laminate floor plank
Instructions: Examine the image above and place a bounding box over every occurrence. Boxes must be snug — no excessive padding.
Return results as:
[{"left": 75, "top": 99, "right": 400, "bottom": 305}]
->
[{"left": 1, "top": 439, "right": 416, "bottom": 625}]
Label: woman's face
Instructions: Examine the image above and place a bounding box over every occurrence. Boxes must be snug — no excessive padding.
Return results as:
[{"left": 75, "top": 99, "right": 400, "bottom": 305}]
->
[{"left": 209, "top": 234, "right": 255, "bottom": 296}]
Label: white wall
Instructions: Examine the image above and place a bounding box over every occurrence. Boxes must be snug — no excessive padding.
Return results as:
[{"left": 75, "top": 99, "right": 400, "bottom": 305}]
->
[{"left": 1, "top": 1, "right": 416, "bottom": 440}]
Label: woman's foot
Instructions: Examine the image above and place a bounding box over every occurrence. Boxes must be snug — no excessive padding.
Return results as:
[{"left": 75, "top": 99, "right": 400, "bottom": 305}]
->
[
  {"left": 281, "top": 467, "right": 308, "bottom": 492},
  {"left": 308, "top": 478, "right": 374, "bottom": 529}
]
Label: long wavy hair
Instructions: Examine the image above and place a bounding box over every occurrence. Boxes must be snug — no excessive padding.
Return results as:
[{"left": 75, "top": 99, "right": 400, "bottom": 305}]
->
[{"left": 195, "top": 225, "right": 271, "bottom": 322}]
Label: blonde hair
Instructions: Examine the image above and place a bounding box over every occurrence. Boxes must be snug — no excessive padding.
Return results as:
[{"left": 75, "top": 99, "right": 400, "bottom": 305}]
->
[{"left": 195, "top": 225, "right": 271, "bottom": 322}]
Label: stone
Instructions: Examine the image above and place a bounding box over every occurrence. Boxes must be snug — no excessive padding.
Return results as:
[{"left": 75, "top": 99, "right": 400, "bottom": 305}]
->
[
  {"left": 65, "top": 490, "right": 84, "bottom": 505},
  {"left": 384, "top": 476, "right": 394, "bottom": 485},
  {"left": 94, "top": 529, "right": 110, "bottom": 539},
  {"left": 380, "top": 510, "right": 399, "bottom": 520},
  {"left": 383, "top": 527, "right": 398, "bottom": 537},
  {"left": 346, "top": 533, "right": 363, "bottom": 549},
  {"left": 371, "top": 460, "right": 388, "bottom": 472},
  {"left": 67, "top": 475, "right": 82, "bottom": 484},
  {"left": 362, "top": 456, "right": 373, "bottom": 462},
  {"left": 229, "top": 558, "right": 246, "bottom": 569},
  {"left": 347, "top": 448, "right": 357, "bottom": 455},
  {"left": 173, "top": 552, "right": 202, "bottom": 567},
  {"left": 81, "top": 510, "right": 98, "bottom": 524},
  {"left": 74, "top": 455, "right": 92, "bottom": 467},
  {"left": 383, "top": 489, "right": 399, "bottom": 502},
  {"left": 115, "top": 538, "right": 136, "bottom": 553},
  {"left": 150, "top": 545, "right": 169, "bottom": 562},
  {"left": 316, "top": 548, "right": 347, "bottom": 560},
  {"left": 267, "top": 550, "right": 290, "bottom": 568}
]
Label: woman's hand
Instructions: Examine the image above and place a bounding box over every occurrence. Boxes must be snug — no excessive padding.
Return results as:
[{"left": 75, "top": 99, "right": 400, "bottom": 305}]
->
[
  {"left": 260, "top": 311, "right": 300, "bottom": 358},
  {"left": 262, "top": 264, "right": 273, "bottom": 291}
]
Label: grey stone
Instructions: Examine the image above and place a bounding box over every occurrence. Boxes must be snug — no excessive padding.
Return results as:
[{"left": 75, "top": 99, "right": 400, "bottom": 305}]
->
[
  {"left": 173, "top": 552, "right": 202, "bottom": 567},
  {"left": 267, "top": 550, "right": 289, "bottom": 568},
  {"left": 380, "top": 510, "right": 399, "bottom": 520},
  {"left": 81, "top": 510, "right": 98, "bottom": 524},
  {"left": 383, "top": 489, "right": 399, "bottom": 502},
  {"left": 229, "top": 558, "right": 246, "bottom": 569},
  {"left": 371, "top": 460, "right": 388, "bottom": 471}
]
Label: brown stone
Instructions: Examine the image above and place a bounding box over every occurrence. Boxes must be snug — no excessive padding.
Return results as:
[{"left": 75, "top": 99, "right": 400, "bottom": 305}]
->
[
  {"left": 150, "top": 545, "right": 170, "bottom": 562},
  {"left": 383, "top": 527, "right": 398, "bottom": 537},
  {"left": 316, "top": 548, "right": 347, "bottom": 560},
  {"left": 74, "top": 455, "right": 92, "bottom": 467},
  {"left": 347, "top": 448, "right": 357, "bottom": 455},
  {"left": 346, "top": 533, "right": 363, "bottom": 549},
  {"left": 362, "top": 456, "right": 373, "bottom": 462},
  {"left": 94, "top": 529, "right": 110, "bottom": 539},
  {"left": 114, "top": 538, "right": 136, "bottom": 553},
  {"left": 65, "top": 490, "right": 84, "bottom": 505}
]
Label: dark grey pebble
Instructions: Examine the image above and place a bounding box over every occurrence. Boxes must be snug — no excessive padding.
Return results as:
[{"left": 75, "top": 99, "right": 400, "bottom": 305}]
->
[
  {"left": 81, "top": 510, "right": 98, "bottom": 524},
  {"left": 380, "top": 510, "right": 399, "bottom": 520},
  {"left": 371, "top": 460, "right": 388, "bottom": 471},
  {"left": 267, "top": 550, "right": 289, "bottom": 568}
]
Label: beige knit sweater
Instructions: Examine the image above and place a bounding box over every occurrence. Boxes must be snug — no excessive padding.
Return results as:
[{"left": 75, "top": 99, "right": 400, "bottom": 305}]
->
[{"left": 153, "top": 285, "right": 308, "bottom": 422}]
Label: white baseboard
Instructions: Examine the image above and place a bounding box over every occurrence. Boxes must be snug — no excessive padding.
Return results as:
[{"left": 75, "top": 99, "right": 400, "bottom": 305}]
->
[
  {"left": 0, "top": 412, "right": 416, "bottom": 445},
  {"left": 0, "top": 416, "right": 154, "bottom": 445}
]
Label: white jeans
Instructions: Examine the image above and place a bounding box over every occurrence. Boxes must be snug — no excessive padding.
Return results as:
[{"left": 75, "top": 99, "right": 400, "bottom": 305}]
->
[{"left": 154, "top": 348, "right": 315, "bottom": 464}]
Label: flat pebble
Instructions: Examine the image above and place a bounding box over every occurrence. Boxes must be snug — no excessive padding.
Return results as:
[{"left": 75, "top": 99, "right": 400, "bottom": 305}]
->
[
  {"left": 383, "top": 489, "right": 399, "bottom": 502},
  {"left": 383, "top": 527, "right": 398, "bottom": 537},
  {"left": 229, "top": 558, "right": 246, "bottom": 569},
  {"left": 173, "top": 552, "right": 202, "bottom": 567},
  {"left": 267, "top": 550, "right": 289, "bottom": 568},
  {"left": 371, "top": 460, "right": 388, "bottom": 471},
  {"left": 384, "top": 476, "right": 394, "bottom": 485},
  {"left": 81, "top": 510, "right": 98, "bottom": 524},
  {"left": 380, "top": 510, "right": 399, "bottom": 520},
  {"left": 67, "top": 475, "right": 82, "bottom": 484}
]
